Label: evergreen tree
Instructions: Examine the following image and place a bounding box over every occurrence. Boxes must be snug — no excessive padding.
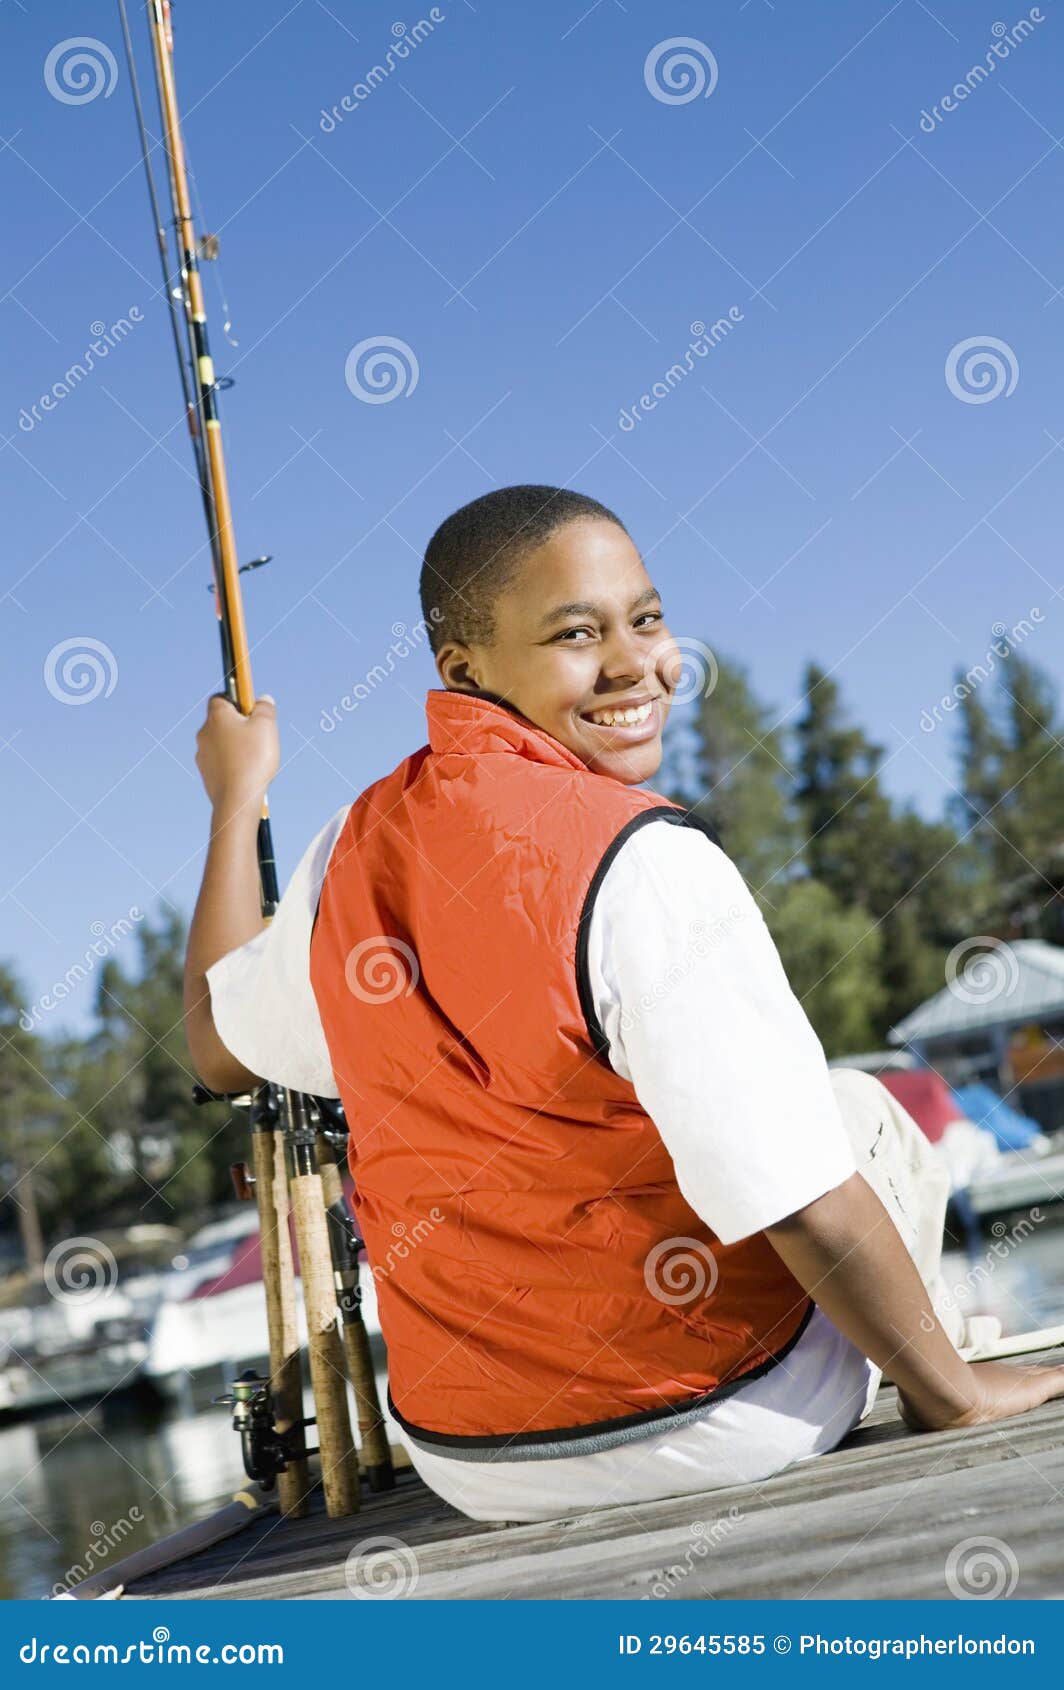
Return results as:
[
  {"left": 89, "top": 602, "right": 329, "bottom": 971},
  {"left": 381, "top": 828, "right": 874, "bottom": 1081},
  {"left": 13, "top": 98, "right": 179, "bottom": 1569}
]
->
[
  {"left": 662, "top": 656, "right": 800, "bottom": 901},
  {"left": 72, "top": 907, "right": 242, "bottom": 1222},
  {"left": 0, "top": 966, "right": 53, "bottom": 1272},
  {"left": 0, "top": 908, "right": 246, "bottom": 1262},
  {"left": 793, "top": 664, "right": 972, "bottom": 1034},
  {"left": 664, "top": 656, "right": 935, "bottom": 1048},
  {"left": 954, "top": 651, "right": 1064, "bottom": 938},
  {"left": 999, "top": 658, "right": 1064, "bottom": 870},
  {"left": 767, "top": 880, "right": 885, "bottom": 1058}
]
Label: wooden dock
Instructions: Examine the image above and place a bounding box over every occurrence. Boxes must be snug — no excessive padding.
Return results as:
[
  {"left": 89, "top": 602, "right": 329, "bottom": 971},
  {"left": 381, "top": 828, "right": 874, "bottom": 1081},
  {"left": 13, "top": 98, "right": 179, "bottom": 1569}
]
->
[{"left": 119, "top": 1345, "right": 1064, "bottom": 1601}]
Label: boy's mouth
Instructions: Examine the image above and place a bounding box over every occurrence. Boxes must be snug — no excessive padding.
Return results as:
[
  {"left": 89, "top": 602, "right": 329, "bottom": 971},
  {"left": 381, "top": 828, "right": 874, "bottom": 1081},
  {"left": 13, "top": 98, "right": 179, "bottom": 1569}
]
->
[{"left": 579, "top": 696, "right": 661, "bottom": 740}]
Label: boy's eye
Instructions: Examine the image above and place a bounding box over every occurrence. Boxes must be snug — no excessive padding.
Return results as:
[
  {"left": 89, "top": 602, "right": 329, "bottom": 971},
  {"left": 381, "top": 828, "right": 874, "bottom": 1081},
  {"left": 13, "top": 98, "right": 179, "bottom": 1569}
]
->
[{"left": 553, "top": 612, "right": 662, "bottom": 643}]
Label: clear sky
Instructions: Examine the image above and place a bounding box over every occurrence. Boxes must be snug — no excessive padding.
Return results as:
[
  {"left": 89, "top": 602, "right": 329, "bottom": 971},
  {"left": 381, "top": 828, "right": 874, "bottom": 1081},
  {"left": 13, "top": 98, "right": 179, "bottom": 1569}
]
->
[{"left": 2, "top": 0, "right": 1062, "bottom": 1035}]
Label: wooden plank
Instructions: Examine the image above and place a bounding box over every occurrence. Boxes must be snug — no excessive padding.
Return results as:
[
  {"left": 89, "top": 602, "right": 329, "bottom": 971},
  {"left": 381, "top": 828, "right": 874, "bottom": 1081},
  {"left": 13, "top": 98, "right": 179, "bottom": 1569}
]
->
[
  {"left": 408, "top": 1454, "right": 1064, "bottom": 1601},
  {"left": 124, "top": 1359, "right": 1064, "bottom": 1602}
]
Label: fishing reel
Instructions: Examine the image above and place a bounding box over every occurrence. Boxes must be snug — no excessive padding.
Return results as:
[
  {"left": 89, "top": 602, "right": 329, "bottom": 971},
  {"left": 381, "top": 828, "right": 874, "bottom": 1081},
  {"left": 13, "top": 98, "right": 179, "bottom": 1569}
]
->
[
  {"left": 311, "top": 1094, "right": 350, "bottom": 1154},
  {"left": 191, "top": 1081, "right": 351, "bottom": 1202},
  {"left": 214, "top": 1371, "right": 316, "bottom": 1489}
]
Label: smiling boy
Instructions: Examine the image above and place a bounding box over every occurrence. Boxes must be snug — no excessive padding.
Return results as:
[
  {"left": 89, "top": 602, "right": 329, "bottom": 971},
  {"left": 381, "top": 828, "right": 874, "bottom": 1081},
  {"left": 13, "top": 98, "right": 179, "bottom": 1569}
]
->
[{"left": 185, "top": 485, "right": 1064, "bottom": 1524}]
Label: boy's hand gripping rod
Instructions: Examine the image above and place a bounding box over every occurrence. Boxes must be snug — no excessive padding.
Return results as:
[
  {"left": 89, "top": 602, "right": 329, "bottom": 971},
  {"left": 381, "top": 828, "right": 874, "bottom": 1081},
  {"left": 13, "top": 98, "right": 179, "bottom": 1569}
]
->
[{"left": 121, "top": 0, "right": 392, "bottom": 1513}]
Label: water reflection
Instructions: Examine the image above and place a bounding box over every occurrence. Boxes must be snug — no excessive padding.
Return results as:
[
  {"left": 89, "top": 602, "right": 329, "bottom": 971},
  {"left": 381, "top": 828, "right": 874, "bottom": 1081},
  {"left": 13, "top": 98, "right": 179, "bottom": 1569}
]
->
[
  {"left": 0, "top": 1404, "right": 248, "bottom": 1600},
  {"left": 941, "top": 1207, "right": 1064, "bottom": 1332}
]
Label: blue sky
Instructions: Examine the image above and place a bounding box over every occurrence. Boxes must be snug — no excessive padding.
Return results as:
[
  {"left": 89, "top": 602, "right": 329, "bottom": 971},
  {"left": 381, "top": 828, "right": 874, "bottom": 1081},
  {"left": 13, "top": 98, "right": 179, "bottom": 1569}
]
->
[{"left": 2, "top": 0, "right": 1062, "bottom": 1034}]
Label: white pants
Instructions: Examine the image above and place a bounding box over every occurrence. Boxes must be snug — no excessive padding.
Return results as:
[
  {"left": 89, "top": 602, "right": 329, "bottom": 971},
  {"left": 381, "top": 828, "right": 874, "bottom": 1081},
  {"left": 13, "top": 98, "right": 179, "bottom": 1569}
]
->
[{"left": 400, "top": 1071, "right": 955, "bottom": 1523}]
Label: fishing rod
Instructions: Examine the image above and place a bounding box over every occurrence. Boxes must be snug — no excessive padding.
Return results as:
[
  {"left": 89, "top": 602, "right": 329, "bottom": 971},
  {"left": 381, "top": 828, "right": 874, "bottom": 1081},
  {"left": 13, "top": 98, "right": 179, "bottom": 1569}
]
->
[{"left": 121, "top": 0, "right": 392, "bottom": 1512}]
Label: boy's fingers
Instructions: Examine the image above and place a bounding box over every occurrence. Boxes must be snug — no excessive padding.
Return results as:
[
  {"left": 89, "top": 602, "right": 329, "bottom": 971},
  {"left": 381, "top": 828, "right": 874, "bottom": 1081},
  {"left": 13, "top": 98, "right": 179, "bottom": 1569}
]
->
[{"left": 250, "top": 693, "right": 276, "bottom": 716}]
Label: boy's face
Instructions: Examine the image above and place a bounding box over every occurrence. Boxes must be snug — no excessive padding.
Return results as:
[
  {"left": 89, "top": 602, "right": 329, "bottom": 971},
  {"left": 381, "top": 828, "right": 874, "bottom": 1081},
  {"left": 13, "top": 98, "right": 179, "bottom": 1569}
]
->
[{"left": 437, "top": 518, "right": 678, "bottom": 784}]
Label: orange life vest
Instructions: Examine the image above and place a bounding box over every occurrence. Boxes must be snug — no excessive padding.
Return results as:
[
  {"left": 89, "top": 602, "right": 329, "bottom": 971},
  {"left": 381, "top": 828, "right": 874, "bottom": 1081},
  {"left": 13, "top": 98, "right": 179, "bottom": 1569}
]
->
[{"left": 309, "top": 689, "right": 811, "bottom": 1460}]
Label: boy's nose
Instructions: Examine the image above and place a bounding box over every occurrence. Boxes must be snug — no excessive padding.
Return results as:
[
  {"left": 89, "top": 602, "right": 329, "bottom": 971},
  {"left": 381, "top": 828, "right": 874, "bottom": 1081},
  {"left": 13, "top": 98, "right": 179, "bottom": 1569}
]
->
[{"left": 600, "top": 631, "right": 653, "bottom": 688}]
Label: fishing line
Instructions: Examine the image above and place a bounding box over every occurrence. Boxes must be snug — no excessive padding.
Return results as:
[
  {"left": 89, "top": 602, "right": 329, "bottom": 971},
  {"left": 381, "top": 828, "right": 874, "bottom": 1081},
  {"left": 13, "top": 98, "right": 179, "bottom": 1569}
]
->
[
  {"left": 184, "top": 137, "right": 239, "bottom": 347},
  {"left": 116, "top": 0, "right": 210, "bottom": 499}
]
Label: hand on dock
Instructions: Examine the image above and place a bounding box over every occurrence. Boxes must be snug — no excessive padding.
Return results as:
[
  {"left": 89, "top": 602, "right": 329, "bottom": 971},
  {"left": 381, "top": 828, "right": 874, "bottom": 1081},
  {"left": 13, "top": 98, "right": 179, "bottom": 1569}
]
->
[{"left": 897, "top": 1358, "right": 1064, "bottom": 1432}]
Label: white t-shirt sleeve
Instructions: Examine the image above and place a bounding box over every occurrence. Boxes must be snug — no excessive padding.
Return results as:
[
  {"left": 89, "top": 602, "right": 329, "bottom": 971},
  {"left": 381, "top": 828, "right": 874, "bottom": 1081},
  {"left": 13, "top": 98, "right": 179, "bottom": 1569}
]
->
[
  {"left": 205, "top": 805, "right": 350, "bottom": 1098},
  {"left": 586, "top": 819, "right": 856, "bottom": 1245}
]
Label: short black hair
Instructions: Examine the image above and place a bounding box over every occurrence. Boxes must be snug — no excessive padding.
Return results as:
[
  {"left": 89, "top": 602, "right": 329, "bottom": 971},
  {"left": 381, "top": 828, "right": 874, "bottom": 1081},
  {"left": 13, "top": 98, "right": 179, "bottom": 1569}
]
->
[{"left": 419, "top": 484, "right": 626, "bottom": 655}]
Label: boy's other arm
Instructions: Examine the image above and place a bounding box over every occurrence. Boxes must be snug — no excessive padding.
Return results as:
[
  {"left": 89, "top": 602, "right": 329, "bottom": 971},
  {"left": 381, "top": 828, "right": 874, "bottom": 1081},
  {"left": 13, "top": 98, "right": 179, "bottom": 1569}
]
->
[
  {"left": 766, "top": 1173, "right": 1064, "bottom": 1431},
  {"left": 592, "top": 823, "right": 1064, "bottom": 1436},
  {"left": 184, "top": 694, "right": 279, "bottom": 1092}
]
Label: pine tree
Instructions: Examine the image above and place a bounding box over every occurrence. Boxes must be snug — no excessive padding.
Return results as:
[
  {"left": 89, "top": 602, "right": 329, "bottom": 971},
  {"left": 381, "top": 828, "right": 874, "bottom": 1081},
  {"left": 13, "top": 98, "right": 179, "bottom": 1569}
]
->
[
  {"left": 662, "top": 656, "right": 800, "bottom": 902},
  {"left": 767, "top": 880, "right": 885, "bottom": 1058},
  {"left": 954, "top": 651, "right": 1064, "bottom": 938},
  {"left": 0, "top": 966, "right": 61, "bottom": 1272},
  {"left": 664, "top": 656, "right": 911, "bottom": 1049},
  {"left": 793, "top": 664, "right": 972, "bottom": 1034}
]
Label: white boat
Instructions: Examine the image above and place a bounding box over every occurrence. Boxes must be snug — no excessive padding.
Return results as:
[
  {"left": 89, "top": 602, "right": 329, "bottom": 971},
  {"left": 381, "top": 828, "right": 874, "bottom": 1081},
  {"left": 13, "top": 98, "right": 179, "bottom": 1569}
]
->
[
  {"left": 0, "top": 1227, "right": 183, "bottom": 1424},
  {"left": 144, "top": 1207, "right": 392, "bottom": 1430},
  {"left": 966, "top": 1146, "right": 1064, "bottom": 1217},
  {"left": 0, "top": 1322, "right": 152, "bottom": 1424}
]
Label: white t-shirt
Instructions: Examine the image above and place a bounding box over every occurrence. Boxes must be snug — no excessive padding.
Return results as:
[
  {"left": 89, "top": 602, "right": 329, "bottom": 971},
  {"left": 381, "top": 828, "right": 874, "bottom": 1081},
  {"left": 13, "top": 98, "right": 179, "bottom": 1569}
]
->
[{"left": 207, "top": 813, "right": 873, "bottom": 1523}]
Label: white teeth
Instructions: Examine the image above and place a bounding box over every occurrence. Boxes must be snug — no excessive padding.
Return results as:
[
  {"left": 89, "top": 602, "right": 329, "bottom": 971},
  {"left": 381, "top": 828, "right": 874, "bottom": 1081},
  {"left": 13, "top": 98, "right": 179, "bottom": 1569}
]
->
[{"left": 588, "top": 701, "right": 654, "bottom": 727}]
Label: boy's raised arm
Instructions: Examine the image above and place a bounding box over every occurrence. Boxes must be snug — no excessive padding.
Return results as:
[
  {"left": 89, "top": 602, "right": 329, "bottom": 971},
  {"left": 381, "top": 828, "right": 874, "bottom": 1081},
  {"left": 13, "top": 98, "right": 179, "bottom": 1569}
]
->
[
  {"left": 183, "top": 693, "right": 279, "bottom": 1092},
  {"left": 766, "top": 1173, "right": 1064, "bottom": 1431}
]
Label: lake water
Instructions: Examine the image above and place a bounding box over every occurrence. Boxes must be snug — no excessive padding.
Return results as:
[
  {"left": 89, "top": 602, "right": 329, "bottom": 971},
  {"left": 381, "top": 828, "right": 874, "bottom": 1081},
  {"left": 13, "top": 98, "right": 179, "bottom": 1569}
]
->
[{"left": 5, "top": 1211, "right": 1064, "bottom": 1600}]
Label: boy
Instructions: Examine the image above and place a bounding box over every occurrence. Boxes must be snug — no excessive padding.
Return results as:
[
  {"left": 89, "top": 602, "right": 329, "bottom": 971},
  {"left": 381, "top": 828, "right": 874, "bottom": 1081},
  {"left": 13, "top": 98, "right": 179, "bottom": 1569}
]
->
[{"left": 185, "top": 485, "right": 1064, "bottom": 1525}]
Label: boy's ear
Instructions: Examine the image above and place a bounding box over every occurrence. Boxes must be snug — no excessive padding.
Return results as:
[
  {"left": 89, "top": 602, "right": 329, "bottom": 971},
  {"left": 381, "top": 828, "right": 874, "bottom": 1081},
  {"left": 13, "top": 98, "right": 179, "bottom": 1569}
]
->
[{"left": 435, "top": 643, "right": 483, "bottom": 693}]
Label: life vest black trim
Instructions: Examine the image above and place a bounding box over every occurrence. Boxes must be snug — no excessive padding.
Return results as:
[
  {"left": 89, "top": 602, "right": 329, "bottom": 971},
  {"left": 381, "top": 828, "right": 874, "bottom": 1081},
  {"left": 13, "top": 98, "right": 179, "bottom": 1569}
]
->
[
  {"left": 387, "top": 1298, "right": 815, "bottom": 1461},
  {"left": 575, "top": 804, "right": 722, "bottom": 1068}
]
